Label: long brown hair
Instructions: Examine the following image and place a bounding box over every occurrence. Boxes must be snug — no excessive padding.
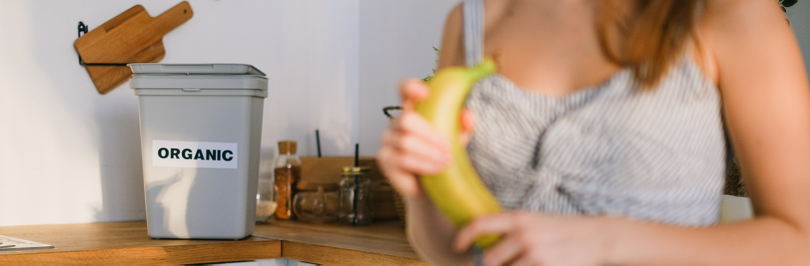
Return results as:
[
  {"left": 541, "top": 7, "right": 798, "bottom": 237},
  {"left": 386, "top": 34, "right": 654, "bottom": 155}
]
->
[{"left": 597, "top": 0, "right": 703, "bottom": 88}]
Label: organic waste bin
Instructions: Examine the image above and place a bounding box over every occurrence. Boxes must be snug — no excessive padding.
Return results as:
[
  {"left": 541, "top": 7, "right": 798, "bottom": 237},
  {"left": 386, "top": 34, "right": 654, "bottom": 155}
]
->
[{"left": 130, "top": 64, "right": 267, "bottom": 239}]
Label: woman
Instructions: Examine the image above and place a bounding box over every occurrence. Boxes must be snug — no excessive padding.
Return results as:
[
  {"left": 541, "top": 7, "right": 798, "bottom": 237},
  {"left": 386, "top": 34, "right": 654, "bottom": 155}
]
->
[{"left": 378, "top": 0, "right": 810, "bottom": 265}]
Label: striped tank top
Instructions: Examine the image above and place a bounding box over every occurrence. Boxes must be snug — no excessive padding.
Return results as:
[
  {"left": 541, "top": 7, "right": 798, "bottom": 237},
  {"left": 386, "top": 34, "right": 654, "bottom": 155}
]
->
[{"left": 463, "top": 0, "right": 726, "bottom": 227}]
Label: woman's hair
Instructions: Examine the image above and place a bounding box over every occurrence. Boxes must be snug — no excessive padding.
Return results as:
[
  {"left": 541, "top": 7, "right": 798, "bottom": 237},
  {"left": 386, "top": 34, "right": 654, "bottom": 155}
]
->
[{"left": 597, "top": 0, "right": 703, "bottom": 88}]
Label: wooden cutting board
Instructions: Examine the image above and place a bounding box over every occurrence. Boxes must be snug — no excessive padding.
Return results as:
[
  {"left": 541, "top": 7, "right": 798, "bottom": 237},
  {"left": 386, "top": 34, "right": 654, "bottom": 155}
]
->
[{"left": 75, "top": 2, "right": 193, "bottom": 94}]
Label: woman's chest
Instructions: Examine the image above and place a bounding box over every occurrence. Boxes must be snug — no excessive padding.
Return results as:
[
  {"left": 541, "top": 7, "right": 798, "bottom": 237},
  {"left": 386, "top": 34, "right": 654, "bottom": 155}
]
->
[
  {"left": 466, "top": 60, "right": 724, "bottom": 180},
  {"left": 482, "top": 0, "right": 621, "bottom": 96},
  {"left": 465, "top": 67, "right": 726, "bottom": 215}
]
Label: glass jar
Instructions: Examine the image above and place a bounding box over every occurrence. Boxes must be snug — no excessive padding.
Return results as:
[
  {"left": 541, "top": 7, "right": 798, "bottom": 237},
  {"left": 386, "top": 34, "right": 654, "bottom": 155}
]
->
[
  {"left": 339, "top": 167, "right": 373, "bottom": 225},
  {"left": 293, "top": 181, "right": 340, "bottom": 223},
  {"left": 274, "top": 141, "right": 301, "bottom": 220},
  {"left": 255, "top": 168, "right": 277, "bottom": 222}
]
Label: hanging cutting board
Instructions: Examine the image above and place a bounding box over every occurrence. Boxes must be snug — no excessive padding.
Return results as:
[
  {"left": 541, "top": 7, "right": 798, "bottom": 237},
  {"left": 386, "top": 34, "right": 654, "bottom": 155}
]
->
[{"left": 75, "top": 2, "right": 193, "bottom": 94}]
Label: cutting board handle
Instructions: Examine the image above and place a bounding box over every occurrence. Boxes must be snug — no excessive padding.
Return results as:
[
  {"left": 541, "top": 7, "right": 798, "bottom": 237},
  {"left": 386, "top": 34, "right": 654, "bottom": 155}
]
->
[{"left": 153, "top": 1, "right": 194, "bottom": 36}]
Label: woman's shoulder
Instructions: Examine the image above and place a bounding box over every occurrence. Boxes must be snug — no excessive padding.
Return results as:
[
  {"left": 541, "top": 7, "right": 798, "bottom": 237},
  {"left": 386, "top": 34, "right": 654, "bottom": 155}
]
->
[
  {"left": 437, "top": 0, "right": 515, "bottom": 69},
  {"left": 437, "top": 3, "right": 464, "bottom": 68},
  {"left": 694, "top": 0, "right": 790, "bottom": 85},
  {"left": 699, "top": 0, "right": 788, "bottom": 40}
]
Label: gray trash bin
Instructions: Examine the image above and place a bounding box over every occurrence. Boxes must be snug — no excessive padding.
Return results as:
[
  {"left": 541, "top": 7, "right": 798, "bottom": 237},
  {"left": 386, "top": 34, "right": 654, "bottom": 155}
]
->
[{"left": 130, "top": 64, "right": 268, "bottom": 239}]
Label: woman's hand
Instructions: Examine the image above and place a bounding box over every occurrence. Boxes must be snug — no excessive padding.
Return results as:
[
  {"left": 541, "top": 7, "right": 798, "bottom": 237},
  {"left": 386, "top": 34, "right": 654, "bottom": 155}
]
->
[
  {"left": 377, "top": 79, "right": 476, "bottom": 199},
  {"left": 454, "top": 211, "right": 615, "bottom": 266}
]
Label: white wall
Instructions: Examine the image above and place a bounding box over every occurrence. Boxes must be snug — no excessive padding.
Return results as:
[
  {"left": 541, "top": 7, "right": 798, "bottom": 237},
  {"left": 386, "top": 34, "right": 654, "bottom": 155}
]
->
[
  {"left": 0, "top": 0, "right": 360, "bottom": 226},
  {"left": 358, "top": 0, "right": 462, "bottom": 156}
]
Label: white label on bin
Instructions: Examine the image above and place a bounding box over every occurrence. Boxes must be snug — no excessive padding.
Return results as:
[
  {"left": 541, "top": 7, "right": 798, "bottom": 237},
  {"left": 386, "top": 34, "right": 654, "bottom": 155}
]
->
[{"left": 152, "top": 140, "right": 238, "bottom": 169}]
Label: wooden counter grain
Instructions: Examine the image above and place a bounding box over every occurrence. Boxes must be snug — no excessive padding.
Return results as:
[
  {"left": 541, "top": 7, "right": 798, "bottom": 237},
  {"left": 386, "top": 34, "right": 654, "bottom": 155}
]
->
[
  {"left": 0, "top": 222, "right": 280, "bottom": 265},
  {"left": 254, "top": 220, "right": 427, "bottom": 265},
  {"left": 0, "top": 221, "right": 427, "bottom": 265}
]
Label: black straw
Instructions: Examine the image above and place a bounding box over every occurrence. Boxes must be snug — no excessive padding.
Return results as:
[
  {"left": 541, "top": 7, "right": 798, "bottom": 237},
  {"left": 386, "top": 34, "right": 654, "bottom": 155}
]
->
[
  {"left": 316, "top": 130, "right": 322, "bottom": 158},
  {"left": 354, "top": 143, "right": 359, "bottom": 167}
]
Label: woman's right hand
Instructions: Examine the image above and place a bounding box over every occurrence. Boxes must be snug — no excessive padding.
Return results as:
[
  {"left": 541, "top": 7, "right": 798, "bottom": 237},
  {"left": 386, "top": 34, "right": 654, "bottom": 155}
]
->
[{"left": 377, "top": 79, "right": 476, "bottom": 199}]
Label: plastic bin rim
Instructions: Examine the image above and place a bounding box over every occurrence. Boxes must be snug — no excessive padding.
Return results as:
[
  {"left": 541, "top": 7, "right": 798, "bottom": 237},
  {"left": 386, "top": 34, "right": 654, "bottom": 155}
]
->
[
  {"left": 128, "top": 63, "right": 266, "bottom": 76},
  {"left": 131, "top": 75, "right": 268, "bottom": 91}
]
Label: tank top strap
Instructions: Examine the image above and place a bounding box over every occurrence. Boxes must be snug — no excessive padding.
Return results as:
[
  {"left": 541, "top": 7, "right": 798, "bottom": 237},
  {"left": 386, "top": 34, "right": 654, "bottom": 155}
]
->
[{"left": 463, "top": 0, "right": 485, "bottom": 67}]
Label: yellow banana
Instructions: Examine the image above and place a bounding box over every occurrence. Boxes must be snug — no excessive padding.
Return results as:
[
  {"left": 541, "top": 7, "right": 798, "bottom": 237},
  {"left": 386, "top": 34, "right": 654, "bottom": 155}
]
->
[{"left": 415, "top": 58, "right": 502, "bottom": 250}]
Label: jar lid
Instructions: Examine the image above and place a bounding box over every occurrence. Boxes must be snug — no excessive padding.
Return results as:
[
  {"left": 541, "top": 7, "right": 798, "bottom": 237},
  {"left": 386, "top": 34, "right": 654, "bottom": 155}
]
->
[
  {"left": 297, "top": 181, "right": 339, "bottom": 191},
  {"left": 342, "top": 166, "right": 371, "bottom": 174},
  {"left": 278, "top": 141, "right": 297, "bottom": 154}
]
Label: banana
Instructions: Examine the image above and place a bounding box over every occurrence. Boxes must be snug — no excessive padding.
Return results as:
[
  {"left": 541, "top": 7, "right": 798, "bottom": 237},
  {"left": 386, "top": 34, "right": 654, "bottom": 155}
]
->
[{"left": 415, "top": 58, "right": 502, "bottom": 250}]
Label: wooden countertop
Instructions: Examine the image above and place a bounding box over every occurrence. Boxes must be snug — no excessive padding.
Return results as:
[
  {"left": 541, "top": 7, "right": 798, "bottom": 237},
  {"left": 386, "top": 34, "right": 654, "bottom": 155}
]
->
[
  {"left": 0, "top": 222, "right": 280, "bottom": 265},
  {"left": 254, "top": 220, "right": 426, "bottom": 265},
  {"left": 0, "top": 220, "right": 426, "bottom": 265}
]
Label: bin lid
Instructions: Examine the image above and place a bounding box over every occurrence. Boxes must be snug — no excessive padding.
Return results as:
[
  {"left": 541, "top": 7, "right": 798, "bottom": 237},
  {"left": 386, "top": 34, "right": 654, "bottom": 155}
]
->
[
  {"left": 129, "top": 64, "right": 265, "bottom": 76},
  {"left": 129, "top": 64, "right": 268, "bottom": 98}
]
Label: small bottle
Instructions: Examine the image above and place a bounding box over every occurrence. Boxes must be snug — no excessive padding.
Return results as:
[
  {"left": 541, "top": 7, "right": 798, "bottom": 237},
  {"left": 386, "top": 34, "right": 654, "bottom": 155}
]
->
[
  {"left": 339, "top": 167, "right": 373, "bottom": 225},
  {"left": 274, "top": 141, "right": 301, "bottom": 220}
]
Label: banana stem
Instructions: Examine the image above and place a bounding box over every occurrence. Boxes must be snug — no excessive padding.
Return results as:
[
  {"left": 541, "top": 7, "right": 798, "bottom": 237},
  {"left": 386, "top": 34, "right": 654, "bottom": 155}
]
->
[{"left": 468, "top": 59, "right": 497, "bottom": 81}]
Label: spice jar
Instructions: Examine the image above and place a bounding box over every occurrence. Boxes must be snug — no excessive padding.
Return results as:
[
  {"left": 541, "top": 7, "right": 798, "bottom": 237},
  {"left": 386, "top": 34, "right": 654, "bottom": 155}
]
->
[
  {"left": 293, "top": 181, "right": 340, "bottom": 223},
  {"left": 274, "top": 141, "right": 301, "bottom": 220},
  {"left": 339, "top": 167, "right": 373, "bottom": 225}
]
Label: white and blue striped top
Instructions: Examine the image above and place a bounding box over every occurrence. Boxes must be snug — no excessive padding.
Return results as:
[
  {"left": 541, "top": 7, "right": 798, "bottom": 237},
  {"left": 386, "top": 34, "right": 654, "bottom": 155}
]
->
[{"left": 463, "top": 0, "right": 726, "bottom": 227}]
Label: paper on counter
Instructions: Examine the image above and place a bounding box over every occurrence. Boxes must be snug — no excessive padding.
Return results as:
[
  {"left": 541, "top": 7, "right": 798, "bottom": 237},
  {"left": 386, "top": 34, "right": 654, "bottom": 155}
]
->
[{"left": 0, "top": 235, "right": 52, "bottom": 251}]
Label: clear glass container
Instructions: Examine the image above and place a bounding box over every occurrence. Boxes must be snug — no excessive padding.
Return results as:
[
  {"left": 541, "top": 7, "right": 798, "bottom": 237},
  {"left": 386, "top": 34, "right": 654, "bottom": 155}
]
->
[
  {"left": 274, "top": 141, "right": 301, "bottom": 220},
  {"left": 255, "top": 168, "right": 277, "bottom": 222},
  {"left": 293, "top": 181, "right": 340, "bottom": 223},
  {"left": 339, "top": 167, "right": 373, "bottom": 225}
]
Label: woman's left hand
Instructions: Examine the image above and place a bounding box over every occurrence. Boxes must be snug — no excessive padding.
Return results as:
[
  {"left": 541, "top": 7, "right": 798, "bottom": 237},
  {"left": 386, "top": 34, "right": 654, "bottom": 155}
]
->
[{"left": 454, "top": 211, "right": 616, "bottom": 266}]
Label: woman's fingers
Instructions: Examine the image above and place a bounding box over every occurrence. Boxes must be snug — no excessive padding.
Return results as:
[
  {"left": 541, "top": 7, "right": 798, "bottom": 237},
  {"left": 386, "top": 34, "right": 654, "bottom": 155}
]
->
[
  {"left": 453, "top": 213, "right": 514, "bottom": 253},
  {"left": 379, "top": 78, "right": 444, "bottom": 201},
  {"left": 399, "top": 79, "right": 476, "bottom": 148},
  {"left": 481, "top": 235, "right": 526, "bottom": 266},
  {"left": 400, "top": 79, "right": 430, "bottom": 110},
  {"left": 381, "top": 78, "right": 479, "bottom": 200},
  {"left": 394, "top": 112, "right": 451, "bottom": 151},
  {"left": 378, "top": 111, "right": 452, "bottom": 198},
  {"left": 382, "top": 129, "right": 450, "bottom": 168},
  {"left": 459, "top": 108, "right": 476, "bottom": 146},
  {"left": 453, "top": 211, "right": 611, "bottom": 266},
  {"left": 455, "top": 212, "right": 547, "bottom": 265},
  {"left": 382, "top": 130, "right": 450, "bottom": 174},
  {"left": 377, "top": 146, "right": 422, "bottom": 197}
]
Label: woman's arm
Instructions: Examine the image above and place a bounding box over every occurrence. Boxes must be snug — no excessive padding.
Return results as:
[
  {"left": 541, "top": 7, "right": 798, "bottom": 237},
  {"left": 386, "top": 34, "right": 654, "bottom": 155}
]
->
[
  {"left": 617, "top": 0, "right": 810, "bottom": 264},
  {"left": 609, "top": 0, "right": 810, "bottom": 264},
  {"left": 377, "top": 3, "right": 474, "bottom": 265},
  {"left": 404, "top": 5, "right": 474, "bottom": 265},
  {"left": 454, "top": 0, "right": 810, "bottom": 265}
]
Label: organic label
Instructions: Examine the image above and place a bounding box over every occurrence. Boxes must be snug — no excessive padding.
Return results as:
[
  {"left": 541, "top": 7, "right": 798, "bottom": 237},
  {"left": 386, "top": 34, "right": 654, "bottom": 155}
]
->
[{"left": 152, "top": 140, "right": 237, "bottom": 169}]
